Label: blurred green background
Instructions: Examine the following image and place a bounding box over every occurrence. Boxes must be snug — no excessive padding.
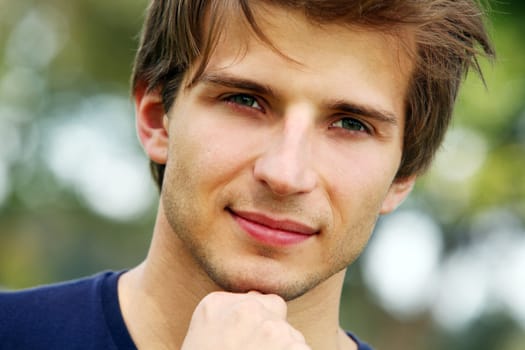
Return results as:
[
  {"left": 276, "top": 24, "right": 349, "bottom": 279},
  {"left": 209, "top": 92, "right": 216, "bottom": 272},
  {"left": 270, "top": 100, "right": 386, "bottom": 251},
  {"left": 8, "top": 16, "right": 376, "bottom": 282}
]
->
[{"left": 0, "top": 1, "right": 524, "bottom": 349}]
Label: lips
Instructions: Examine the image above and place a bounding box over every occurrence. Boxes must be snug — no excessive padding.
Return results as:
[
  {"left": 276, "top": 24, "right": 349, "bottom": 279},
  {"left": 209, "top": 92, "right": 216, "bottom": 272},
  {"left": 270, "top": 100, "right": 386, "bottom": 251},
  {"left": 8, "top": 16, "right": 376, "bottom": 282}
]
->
[{"left": 228, "top": 208, "right": 318, "bottom": 246}]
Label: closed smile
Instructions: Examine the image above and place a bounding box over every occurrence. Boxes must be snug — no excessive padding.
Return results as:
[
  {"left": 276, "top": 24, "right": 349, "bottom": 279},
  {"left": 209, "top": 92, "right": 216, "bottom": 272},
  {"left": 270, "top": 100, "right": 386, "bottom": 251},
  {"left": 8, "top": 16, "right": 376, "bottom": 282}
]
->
[{"left": 227, "top": 208, "right": 318, "bottom": 246}]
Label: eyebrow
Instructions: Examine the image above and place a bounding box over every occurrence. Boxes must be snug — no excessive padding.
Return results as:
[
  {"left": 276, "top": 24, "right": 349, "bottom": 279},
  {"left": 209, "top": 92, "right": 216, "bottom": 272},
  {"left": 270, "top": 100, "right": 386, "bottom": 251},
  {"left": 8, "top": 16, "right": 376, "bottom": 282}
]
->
[
  {"left": 197, "top": 73, "right": 399, "bottom": 126},
  {"left": 327, "top": 99, "right": 399, "bottom": 126},
  {"left": 197, "top": 73, "right": 277, "bottom": 99}
]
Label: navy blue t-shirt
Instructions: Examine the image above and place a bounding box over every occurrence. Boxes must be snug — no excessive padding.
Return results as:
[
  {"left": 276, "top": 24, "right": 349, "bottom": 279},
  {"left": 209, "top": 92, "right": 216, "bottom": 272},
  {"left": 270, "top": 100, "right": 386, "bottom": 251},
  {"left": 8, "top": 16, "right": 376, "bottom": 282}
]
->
[{"left": 0, "top": 271, "right": 373, "bottom": 349}]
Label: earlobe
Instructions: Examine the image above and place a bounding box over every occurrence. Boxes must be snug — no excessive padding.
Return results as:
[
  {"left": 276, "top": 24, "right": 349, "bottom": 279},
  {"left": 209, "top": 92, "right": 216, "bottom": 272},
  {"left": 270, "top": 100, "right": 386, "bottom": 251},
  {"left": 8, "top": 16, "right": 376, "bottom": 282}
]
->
[
  {"left": 134, "top": 82, "right": 169, "bottom": 164},
  {"left": 380, "top": 175, "right": 417, "bottom": 214}
]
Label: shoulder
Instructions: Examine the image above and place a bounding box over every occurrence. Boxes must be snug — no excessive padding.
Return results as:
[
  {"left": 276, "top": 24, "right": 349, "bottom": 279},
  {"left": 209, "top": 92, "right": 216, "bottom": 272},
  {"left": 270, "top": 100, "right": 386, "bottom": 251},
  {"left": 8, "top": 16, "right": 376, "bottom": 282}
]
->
[
  {"left": 0, "top": 270, "right": 117, "bottom": 319},
  {"left": 0, "top": 271, "right": 124, "bottom": 349}
]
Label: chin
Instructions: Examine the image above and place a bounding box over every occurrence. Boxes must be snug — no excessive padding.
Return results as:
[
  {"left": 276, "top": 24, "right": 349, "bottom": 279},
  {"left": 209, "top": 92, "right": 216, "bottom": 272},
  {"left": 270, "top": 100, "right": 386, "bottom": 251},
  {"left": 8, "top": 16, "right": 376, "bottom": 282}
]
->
[
  {"left": 206, "top": 264, "right": 324, "bottom": 301},
  {"left": 220, "top": 278, "right": 310, "bottom": 301}
]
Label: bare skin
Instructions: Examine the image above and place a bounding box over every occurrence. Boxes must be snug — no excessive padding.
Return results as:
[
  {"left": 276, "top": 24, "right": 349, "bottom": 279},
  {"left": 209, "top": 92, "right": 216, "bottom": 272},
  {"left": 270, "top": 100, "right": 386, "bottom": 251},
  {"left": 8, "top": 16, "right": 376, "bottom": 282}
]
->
[
  {"left": 119, "top": 236, "right": 353, "bottom": 349},
  {"left": 121, "top": 3, "right": 415, "bottom": 349}
]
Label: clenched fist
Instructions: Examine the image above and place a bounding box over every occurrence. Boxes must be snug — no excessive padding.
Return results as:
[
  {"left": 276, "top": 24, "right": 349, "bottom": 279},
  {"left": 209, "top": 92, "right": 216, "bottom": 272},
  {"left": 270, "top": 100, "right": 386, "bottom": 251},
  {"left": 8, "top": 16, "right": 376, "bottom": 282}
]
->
[{"left": 181, "top": 291, "right": 311, "bottom": 350}]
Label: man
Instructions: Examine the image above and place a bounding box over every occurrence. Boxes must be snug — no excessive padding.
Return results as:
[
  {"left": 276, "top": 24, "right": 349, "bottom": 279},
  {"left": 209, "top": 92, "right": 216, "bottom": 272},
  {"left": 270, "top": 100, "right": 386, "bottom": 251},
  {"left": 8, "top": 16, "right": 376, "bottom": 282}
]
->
[{"left": 0, "top": 1, "right": 494, "bottom": 349}]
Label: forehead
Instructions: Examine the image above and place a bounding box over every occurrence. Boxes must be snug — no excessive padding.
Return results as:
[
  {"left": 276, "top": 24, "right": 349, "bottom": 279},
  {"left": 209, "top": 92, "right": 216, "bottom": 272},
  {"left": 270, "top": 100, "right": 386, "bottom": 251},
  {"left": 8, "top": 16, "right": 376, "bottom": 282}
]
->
[
  {"left": 192, "top": 3, "right": 414, "bottom": 76},
  {"left": 189, "top": 3, "right": 415, "bottom": 118}
]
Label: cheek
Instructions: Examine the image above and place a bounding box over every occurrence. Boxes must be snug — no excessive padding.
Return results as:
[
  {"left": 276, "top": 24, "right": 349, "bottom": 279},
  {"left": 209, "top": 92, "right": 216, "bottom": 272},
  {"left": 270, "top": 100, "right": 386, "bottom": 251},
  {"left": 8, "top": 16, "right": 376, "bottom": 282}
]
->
[
  {"left": 320, "top": 145, "right": 400, "bottom": 200},
  {"left": 196, "top": 115, "right": 269, "bottom": 164},
  {"left": 320, "top": 147, "right": 399, "bottom": 238},
  {"left": 324, "top": 180, "right": 386, "bottom": 268},
  {"left": 166, "top": 116, "right": 262, "bottom": 193}
]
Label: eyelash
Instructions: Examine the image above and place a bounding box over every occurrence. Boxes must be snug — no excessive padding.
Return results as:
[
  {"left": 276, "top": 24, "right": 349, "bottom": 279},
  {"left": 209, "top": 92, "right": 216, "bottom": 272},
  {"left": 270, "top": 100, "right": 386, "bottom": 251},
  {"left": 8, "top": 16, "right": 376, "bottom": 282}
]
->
[
  {"left": 329, "top": 117, "right": 372, "bottom": 135},
  {"left": 222, "top": 93, "right": 372, "bottom": 135},
  {"left": 222, "top": 93, "right": 265, "bottom": 113}
]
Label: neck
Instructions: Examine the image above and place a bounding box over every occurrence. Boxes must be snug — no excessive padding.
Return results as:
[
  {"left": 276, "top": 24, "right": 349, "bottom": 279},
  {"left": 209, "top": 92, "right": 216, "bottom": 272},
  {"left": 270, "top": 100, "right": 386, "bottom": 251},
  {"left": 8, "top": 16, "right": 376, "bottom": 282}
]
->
[
  {"left": 119, "top": 204, "right": 356, "bottom": 350},
  {"left": 287, "top": 270, "right": 352, "bottom": 350}
]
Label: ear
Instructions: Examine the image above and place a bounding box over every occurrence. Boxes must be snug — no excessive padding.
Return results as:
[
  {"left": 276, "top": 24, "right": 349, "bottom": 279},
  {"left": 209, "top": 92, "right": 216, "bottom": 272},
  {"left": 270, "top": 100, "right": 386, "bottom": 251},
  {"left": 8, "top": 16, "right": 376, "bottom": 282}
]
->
[
  {"left": 134, "top": 82, "right": 169, "bottom": 164},
  {"left": 380, "top": 175, "right": 417, "bottom": 215}
]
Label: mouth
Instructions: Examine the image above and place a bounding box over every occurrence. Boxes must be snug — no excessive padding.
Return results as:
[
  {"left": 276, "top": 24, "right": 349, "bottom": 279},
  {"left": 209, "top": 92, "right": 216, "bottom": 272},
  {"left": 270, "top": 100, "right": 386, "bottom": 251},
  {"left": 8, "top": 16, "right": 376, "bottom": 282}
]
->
[{"left": 227, "top": 208, "right": 318, "bottom": 247}]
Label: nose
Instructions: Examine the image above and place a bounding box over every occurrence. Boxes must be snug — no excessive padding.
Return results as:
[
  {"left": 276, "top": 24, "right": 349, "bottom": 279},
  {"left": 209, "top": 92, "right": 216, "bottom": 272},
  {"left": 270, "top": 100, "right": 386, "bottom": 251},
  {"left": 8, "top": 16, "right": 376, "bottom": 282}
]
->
[{"left": 253, "top": 115, "right": 317, "bottom": 196}]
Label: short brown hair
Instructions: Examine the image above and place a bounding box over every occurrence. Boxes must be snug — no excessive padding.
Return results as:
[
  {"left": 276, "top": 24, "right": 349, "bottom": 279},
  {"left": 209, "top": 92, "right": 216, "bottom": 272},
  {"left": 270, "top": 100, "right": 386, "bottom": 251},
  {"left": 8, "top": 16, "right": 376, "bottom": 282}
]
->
[{"left": 132, "top": 0, "right": 495, "bottom": 189}]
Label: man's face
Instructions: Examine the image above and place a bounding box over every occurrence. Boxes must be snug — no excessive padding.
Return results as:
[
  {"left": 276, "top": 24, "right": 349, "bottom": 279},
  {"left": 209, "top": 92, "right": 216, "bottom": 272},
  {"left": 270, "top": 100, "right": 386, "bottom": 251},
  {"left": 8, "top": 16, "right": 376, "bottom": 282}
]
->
[{"left": 157, "top": 5, "right": 415, "bottom": 300}]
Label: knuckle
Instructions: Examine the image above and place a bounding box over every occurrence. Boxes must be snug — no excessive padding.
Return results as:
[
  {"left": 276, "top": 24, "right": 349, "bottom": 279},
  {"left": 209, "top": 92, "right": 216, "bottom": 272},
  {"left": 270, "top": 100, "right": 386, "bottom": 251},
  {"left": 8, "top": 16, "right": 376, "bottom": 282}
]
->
[
  {"left": 266, "top": 293, "right": 287, "bottom": 308},
  {"left": 289, "top": 328, "right": 306, "bottom": 343},
  {"left": 202, "top": 291, "right": 228, "bottom": 304},
  {"left": 194, "top": 292, "right": 230, "bottom": 320},
  {"left": 231, "top": 299, "right": 265, "bottom": 321},
  {"left": 257, "top": 293, "right": 287, "bottom": 317},
  {"left": 260, "top": 319, "right": 287, "bottom": 338}
]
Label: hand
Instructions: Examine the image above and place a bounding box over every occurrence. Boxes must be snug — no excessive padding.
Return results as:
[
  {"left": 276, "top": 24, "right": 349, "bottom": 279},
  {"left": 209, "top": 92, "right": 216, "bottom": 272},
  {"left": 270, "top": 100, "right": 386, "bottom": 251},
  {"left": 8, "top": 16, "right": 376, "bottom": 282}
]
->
[{"left": 181, "top": 291, "right": 311, "bottom": 350}]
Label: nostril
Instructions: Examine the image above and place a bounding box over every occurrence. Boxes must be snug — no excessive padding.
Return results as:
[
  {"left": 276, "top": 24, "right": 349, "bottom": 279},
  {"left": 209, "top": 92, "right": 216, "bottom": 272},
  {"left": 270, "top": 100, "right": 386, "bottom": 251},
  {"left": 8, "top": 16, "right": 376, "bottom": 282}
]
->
[{"left": 253, "top": 156, "right": 316, "bottom": 196}]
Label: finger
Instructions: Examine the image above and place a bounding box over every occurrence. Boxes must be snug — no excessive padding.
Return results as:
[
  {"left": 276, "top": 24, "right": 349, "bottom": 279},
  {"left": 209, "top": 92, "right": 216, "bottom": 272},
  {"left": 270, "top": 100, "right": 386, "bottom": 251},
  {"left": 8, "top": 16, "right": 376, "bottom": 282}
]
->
[
  {"left": 247, "top": 292, "right": 287, "bottom": 319},
  {"left": 289, "top": 326, "right": 306, "bottom": 343}
]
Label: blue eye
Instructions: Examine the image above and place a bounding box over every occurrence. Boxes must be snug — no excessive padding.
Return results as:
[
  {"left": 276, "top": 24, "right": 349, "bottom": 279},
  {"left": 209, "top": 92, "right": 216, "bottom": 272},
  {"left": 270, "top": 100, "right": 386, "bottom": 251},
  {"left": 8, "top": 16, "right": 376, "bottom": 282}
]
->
[
  {"left": 331, "top": 118, "right": 370, "bottom": 133},
  {"left": 225, "top": 94, "right": 263, "bottom": 111}
]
